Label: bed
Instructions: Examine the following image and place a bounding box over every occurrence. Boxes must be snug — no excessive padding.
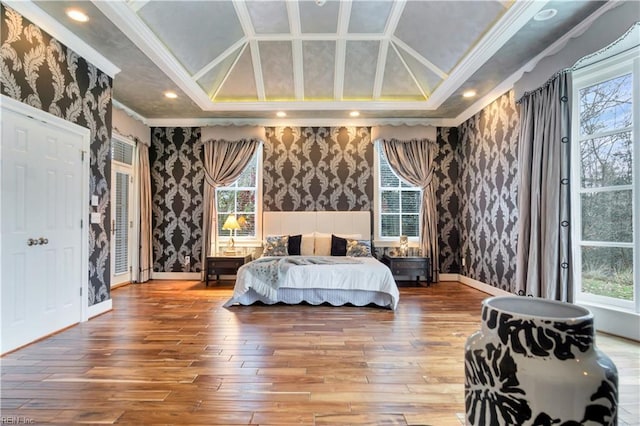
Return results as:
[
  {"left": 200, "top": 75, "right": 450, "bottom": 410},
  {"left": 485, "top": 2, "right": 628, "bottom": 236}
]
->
[{"left": 223, "top": 212, "right": 400, "bottom": 310}]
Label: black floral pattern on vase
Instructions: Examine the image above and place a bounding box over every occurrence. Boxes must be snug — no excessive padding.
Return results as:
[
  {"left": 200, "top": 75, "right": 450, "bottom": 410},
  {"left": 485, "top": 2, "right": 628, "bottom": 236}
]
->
[
  {"left": 465, "top": 342, "right": 532, "bottom": 425},
  {"left": 483, "top": 304, "right": 593, "bottom": 360},
  {"left": 1, "top": 5, "right": 112, "bottom": 305}
]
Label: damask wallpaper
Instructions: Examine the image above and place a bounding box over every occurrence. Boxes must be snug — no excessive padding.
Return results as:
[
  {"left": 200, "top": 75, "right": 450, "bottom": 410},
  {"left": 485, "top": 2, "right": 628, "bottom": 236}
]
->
[
  {"left": 150, "top": 127, "right": 204, "bottom": 273},
  {"left": 456, "top": 91, "right": 520, "bottom": 291},
  {"left": 263, "top": 127, "right": 373, "bottom": 211},
  {"left": 435, "top": 127, "right": 461, "bottom": 274},
  {"left": 1, "top": 5, "right": 113, "bottom": 305}
]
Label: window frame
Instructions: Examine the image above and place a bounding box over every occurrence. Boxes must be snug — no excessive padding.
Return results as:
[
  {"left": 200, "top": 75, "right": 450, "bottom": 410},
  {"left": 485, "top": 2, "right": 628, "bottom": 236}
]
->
[
  {"left": 215, "top": 145, "right": 263, "bottom": 246},
  {"left": 373, "top": 141, "right": 422, "bottom": 246},
  {"left": 571, "top": 46, "right": 639, "bottom": 313}
]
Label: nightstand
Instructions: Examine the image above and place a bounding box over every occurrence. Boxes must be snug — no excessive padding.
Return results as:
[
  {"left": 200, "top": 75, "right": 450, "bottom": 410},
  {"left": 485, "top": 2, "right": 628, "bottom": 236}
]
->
[
  {"left": 382, "top": 254, "right": 431, "bottom": 286},
  {"left": 205, "top": 253, "right": 252, "bottom": 286}
]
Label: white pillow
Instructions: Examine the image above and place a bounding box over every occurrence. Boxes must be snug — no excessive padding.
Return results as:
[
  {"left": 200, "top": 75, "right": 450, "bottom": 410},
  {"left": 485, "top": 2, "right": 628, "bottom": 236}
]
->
[
  {"left": 314, "top": 232, "right": 362, "bottom": 256},
  {"left": 300, "top": 233, "right": 315, "bottom": 256}
]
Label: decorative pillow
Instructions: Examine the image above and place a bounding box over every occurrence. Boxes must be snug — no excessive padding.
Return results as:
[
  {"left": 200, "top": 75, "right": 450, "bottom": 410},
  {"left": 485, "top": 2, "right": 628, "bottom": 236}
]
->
[
  {"left": 300, "top": 233, "right": 315, "bottom": 256},
  {"left": 315, "top": 232, "right": 362, "bottom": 256},
  {"left": 330, "top": 234, "right": 347, "bottom": 256},
  {"left": 346, "top": 239, "right": 372, "bottom": 257},
  {"left": 263, "top": 235, "right": 289, "bottom": 256},
  {"left": 287, "top": 234, "right": 302, "bottom": 255}
]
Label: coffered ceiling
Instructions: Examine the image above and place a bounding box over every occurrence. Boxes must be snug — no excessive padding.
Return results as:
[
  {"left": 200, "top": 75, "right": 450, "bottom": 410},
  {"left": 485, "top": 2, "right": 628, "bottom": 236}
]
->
[{"left": 22, "top": 0, "right": 610, "bottom": 125}]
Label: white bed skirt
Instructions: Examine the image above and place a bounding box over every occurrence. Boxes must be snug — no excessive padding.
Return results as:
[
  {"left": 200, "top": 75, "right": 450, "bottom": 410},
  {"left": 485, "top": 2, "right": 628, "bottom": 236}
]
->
[{"left": 226, "top": 287, "right": 396, "bottom": 310}]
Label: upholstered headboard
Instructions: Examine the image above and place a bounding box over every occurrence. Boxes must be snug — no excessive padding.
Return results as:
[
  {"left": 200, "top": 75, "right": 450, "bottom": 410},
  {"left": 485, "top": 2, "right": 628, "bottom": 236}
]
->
[{"left": 263, "top": 211, "right": 371, "bottom": 238}]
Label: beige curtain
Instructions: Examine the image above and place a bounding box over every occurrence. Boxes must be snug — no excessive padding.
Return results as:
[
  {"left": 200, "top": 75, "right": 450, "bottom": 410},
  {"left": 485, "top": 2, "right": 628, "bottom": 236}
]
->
[
  {"left": 380, "top": 138, "right": 439, "bottom": 282},
  {"left": 202, "top": 138, "right": 261, "bottom": 278},
  {"left": 137, "top": 141, "right": 152, "bottom": 283}
]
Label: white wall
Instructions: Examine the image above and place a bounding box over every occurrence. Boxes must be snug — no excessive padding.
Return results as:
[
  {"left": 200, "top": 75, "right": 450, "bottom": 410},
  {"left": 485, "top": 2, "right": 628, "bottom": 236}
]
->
[
  {"left": 514, "top": 1, "right": 639, "bottom": 100},
  {"left": 112, "top": 106, "right": 150, "bottom": 145}
]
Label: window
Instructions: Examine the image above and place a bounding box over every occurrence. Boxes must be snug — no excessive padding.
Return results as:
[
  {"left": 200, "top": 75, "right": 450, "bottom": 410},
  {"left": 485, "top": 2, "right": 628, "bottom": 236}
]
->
[
  {"left": 572, "top": 48, "right": 639, "bottom": 312},
  {"left": 216, "top": 148, "right": 260, "bottom": 240},
  {"left": 375, "top": 143, "right": 421, "bottom": 241}
]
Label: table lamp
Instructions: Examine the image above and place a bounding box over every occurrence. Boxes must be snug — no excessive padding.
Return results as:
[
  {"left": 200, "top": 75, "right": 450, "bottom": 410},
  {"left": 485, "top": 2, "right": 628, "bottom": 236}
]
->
[
  {"left": 399, "top": 235, "right": 408, "bottom": 257},
  {"left": 222, "top": 214, "right": 241, "bottom": 254}
]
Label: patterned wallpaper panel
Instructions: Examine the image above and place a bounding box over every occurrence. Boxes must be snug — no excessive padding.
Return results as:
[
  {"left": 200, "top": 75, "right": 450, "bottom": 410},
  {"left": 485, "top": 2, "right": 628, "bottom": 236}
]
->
[
  {"left": 1, "top": 5, "right": 113, "bottom": 305},
  {"left": 150, "top": 127, "right": 204, "bottom": 273},
  {"left": 456, "top": 91, "right": 520, "bottom": 291},
  {"left": 435, "top": 127, "right": 461, "bottom": 274},
  {"left": 263, "top": 127, "right": 373, "bottom": 211}
]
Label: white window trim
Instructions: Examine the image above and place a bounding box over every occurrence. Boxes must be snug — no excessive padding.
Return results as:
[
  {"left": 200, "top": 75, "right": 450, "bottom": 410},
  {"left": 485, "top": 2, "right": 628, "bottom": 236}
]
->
[
  {"left": 216, "top": 144, "right": 263, "bottom": 247},
  {"left": 110, "top": 133, "right": 140, "bottom": 283},
  {"left": 373, "top": 141, "right": 421, "bottom": 247},
  {"left": 571, "top": 46, "right": 640, "bottom": 323}
]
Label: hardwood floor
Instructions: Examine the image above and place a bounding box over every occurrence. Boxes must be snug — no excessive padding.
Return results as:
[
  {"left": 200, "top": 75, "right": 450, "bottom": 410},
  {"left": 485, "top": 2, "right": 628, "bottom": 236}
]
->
[{"left": 1, "top": 281, "right": 638, "bottom": 425}]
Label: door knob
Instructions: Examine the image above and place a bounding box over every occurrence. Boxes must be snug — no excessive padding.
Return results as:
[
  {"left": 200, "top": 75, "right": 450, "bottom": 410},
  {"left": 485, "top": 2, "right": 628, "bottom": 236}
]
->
[
  {"left": 38, "top": 237, "right": 48, "bottom": 245},
  {"left": 27, "top": 238, "right": 36, "bottom": 246}
]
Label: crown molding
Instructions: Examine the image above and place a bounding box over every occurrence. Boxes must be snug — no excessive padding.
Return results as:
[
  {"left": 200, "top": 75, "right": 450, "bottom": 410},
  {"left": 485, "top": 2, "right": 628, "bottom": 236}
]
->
[
  {"left": 92, "top": 0, "right": 212, "bottom": 109},
  {"left": 144, "top": 117, "right": 445, "bottom": 128},
  {"left": 448, "top": 0, "right": 622, "bottom": 127},
  {"left": 112, "top": 99, "right": 148, "bottom": 125},
  {"left": 425, "top": 0, "right": 547, "bottom": 109},
  {"left": 4, "top": 1, "right": 120, "bottom": 77}
]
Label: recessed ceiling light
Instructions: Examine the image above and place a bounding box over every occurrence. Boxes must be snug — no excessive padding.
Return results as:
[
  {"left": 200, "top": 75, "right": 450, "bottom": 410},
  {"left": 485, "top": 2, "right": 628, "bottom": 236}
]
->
[
  {"left": 349, "top": 111, "right": 360, "bottom": 117},
  {"left": 164, "top": 91, "right": 178, "bottom": 99},
  {"left": 66, "top": 9, "right": 89, "bottom": 23},
  {"left": 463, "top": 90, "right": 476, "bottom": 98},
  {"left": 276, "top": 111, "right": 287, "bottom": 118},
  {"left": 534, "top": 8, "right": 557, "bottom": 22}
]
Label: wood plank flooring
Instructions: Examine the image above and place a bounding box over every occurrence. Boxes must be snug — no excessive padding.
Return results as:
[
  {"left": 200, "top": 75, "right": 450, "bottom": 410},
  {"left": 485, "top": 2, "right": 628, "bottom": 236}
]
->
[{"left": 1, "top": 281, "right": 638, "bottom": 425}]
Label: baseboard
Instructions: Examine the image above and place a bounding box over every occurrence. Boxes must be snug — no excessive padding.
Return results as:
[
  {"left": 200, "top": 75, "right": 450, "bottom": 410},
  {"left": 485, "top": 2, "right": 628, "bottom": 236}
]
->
[
  {"left": 439, "top": 273, "right": 459, "bottom": 282},
  {"left": 151, "top": 272, "right": 201, "bottom": 280},
  {"left": 88, "top": 299, "right": 112, "bottom": 319},
  {"left": 458, "top": 275, "right": 512, "bottom": 296}
]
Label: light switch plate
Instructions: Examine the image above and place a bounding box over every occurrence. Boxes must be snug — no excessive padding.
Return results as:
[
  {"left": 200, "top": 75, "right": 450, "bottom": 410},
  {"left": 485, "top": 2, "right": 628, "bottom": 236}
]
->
[
  {"left": 90, "top": 212, "right": 101, "bottom": 224},
  {"left": 91, "top": 195, "right": 99, "bottom": 207}
]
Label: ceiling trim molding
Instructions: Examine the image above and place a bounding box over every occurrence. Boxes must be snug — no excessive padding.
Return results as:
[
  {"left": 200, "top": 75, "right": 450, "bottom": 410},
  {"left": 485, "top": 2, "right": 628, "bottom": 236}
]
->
[
  {"left": 372, "top": 40, "right": 389, "bottom": 100},
  {"left": 447, "top": 0, "right": 622, "bottom": 128},
  {"left": 145, "top": 117, "right": 446, "bottom": 128},
  {"left": 425, "top": 0, "right": 548, "bottom": 109},
  {"left": 127, "top": 1, "right": 149, "bottom": 13},
  {"left": 112, "top": 98, "right": 148, "bottom": 125},
  {"left": 333, "top": 1, "right": 352, "bottom": 100},
  {"left": 391, "top": 36, "right": 447, "bottom": 80},
  {"left": 287, "top": 1, "right": 304, "bottom": 101},
  {"left": 4, "top": 1, "right": 120, "bottom": 77},
  {"left": 211, "top": 43, "right": 248, "bottom": 100},
  {"left": 197, "top": 100, "right": 434, "bottom": 111},
  {"left": 391, "top": 42, "right": 428, "bottom": 100},
  {"left": 192, "top": 38, "right": 247, "bottom": 83},
  {"left": 93, "top": 0, "right": 212, "bottom": 109}
]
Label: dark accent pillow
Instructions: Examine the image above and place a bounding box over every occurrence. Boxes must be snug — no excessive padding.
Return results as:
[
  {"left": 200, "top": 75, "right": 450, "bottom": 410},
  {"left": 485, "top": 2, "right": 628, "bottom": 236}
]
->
[
  {"left": 288, "top": 234, "right": 302, "bottom": 255},
  {"left": 330, "top": 234, "right": 347, "bottom": 256}
]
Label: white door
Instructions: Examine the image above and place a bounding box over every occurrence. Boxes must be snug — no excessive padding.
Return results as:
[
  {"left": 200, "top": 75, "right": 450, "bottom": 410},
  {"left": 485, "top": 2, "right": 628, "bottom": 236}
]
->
[
  {"left": 111, "top": 164, "right": 133, "bottom": 287},
  {"left": 1, "top": 99, "right": 87, "bottom": 354}
]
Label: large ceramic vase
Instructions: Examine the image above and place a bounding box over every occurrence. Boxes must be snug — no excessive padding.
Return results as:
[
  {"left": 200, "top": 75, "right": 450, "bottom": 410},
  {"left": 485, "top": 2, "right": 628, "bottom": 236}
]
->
[{"left": 464, "top": 296, "right": 618, "bottom": 425}]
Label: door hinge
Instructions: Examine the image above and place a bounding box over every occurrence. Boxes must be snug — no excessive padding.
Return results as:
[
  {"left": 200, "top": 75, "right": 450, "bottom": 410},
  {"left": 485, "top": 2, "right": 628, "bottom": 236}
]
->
[
  {"left": 80, "top": 287, "right": 83, "bottom": 296},
  {"left": 80, "top": 219, "right": 83, "bottom": 228},
  {"left": 81, "top": 151, "right": 85, "bottom": 161}
]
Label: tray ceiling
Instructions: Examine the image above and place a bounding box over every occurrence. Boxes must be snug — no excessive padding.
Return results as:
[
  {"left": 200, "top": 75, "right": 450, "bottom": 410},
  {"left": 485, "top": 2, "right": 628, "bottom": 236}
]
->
[{"left": 26, "top": 0, "right": 610, "bottom": 123}]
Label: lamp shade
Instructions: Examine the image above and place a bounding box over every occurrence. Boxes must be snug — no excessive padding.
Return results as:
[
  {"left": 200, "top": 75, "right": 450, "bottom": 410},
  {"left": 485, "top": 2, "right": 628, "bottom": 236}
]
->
[{"left": 222, "top": 215, "right": 241, "bottom": 231}]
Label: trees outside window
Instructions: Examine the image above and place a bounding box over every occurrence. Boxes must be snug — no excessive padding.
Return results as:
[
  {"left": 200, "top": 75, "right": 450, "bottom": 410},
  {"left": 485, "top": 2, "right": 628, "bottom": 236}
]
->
[{"left": 572, "top": 50, "right": 638, "bottom": 311}]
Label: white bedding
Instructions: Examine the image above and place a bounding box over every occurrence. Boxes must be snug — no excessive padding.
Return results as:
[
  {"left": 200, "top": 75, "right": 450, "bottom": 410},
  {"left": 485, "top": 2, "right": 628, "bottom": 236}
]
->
[{"left": 224, "top": 256, "right": 399, "bottom": 310}]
